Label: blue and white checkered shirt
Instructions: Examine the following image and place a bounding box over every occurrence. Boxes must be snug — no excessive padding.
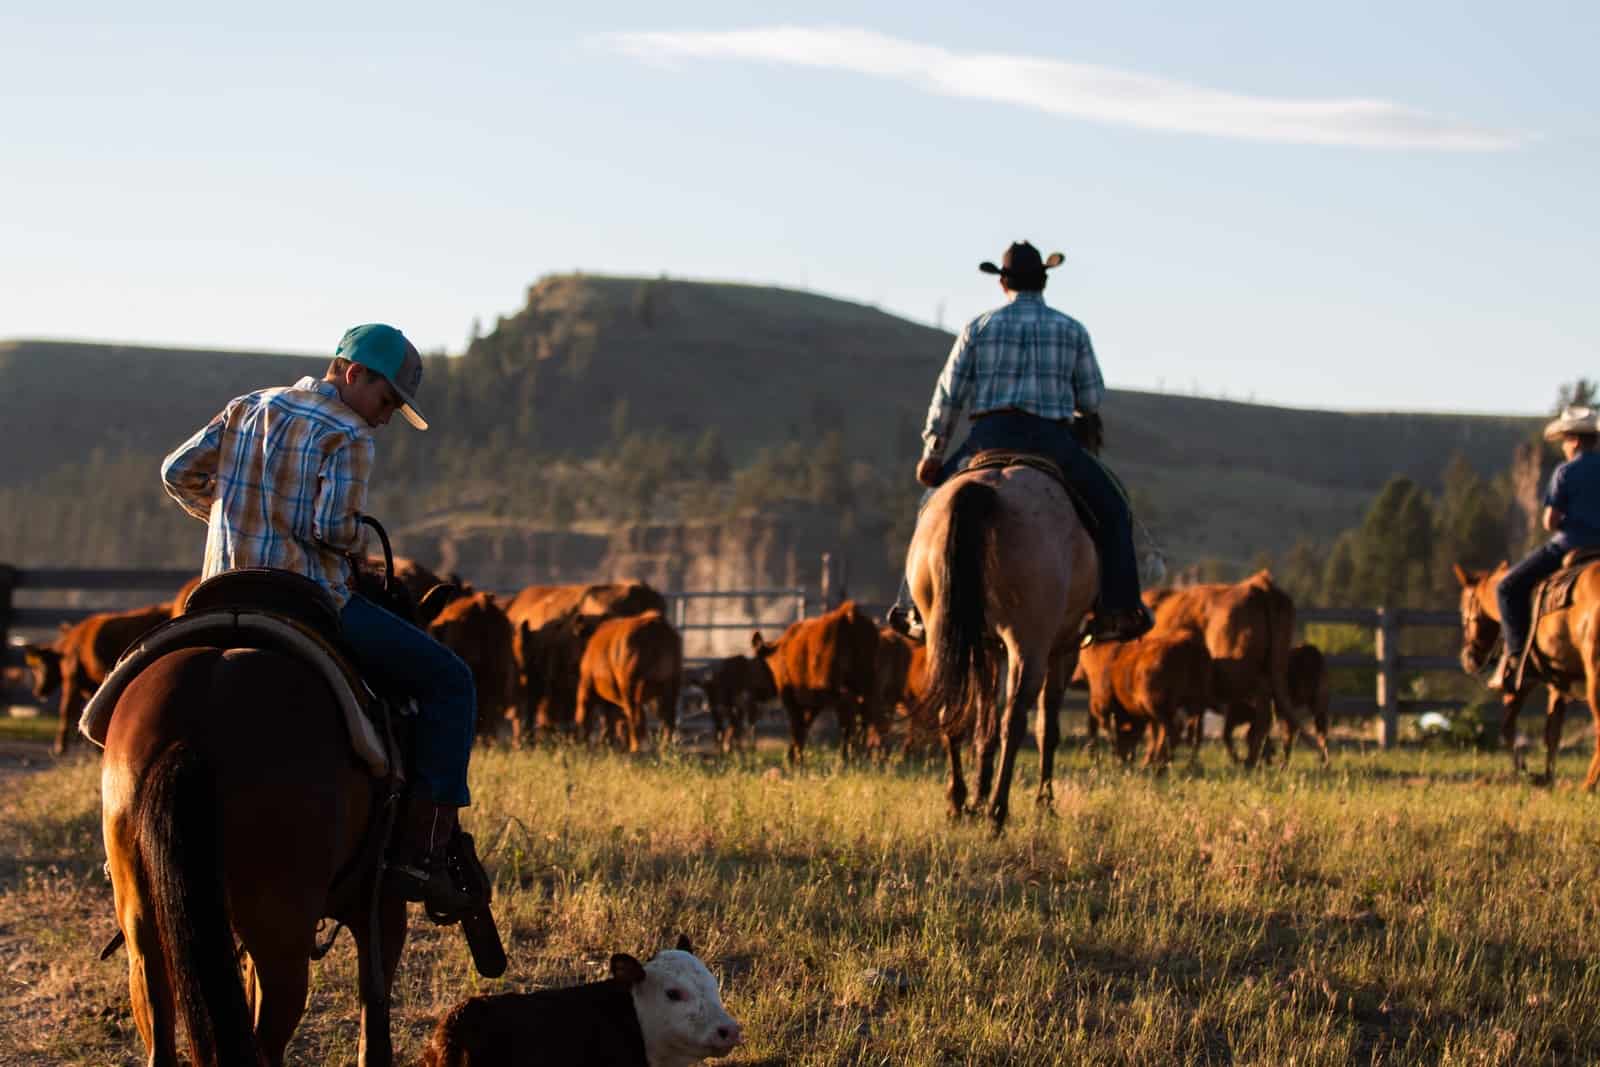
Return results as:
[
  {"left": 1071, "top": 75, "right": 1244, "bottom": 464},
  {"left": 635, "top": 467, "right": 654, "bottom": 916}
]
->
[
  {"left": 160, "top": 377, "right": 374, "bottom": 607},
  {"left": 921, "top": 292, "right": 1105, "bottom": 459}
]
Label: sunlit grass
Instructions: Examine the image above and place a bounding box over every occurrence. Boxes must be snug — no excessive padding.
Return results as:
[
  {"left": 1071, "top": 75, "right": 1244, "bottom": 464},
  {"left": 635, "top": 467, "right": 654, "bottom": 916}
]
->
[{"left": 5, "top": 739, "right": 1600, "bottom": 1064}]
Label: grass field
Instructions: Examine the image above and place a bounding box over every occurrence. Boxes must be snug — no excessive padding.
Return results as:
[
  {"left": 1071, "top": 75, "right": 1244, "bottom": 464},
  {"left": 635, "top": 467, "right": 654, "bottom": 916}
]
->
[{"left": 6, "top": 735, "right": 1600, "bottom": 1065}]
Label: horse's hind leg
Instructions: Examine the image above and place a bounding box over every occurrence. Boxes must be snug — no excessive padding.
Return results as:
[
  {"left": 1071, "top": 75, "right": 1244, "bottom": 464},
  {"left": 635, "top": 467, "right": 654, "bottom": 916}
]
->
[
  {"left": 989, "top": 647, "right": 1045, "bottom": 833},
  {"left": 972, "top": 688, "right": 1000, "bottom": 813},
  {"left": 944, "top": 729, "right": 968, "bottom": 818},
  {"left": 1034, "top": 653, "right": 1067, "bottom": 806},
  {"left": 240, "top": 945, "right": 311, "bottom": 1066},
  {"left": 108, "top": 810, "right": 179, "bottom": 1066}
]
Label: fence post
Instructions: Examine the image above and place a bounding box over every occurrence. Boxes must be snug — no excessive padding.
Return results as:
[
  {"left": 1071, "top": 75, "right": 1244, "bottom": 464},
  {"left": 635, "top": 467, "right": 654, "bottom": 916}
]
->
[
  {"left": 0, "top": 564, "right": 16, "bottom": 655},
  {"left": 1375, "top": 605, "right": 1398, "bottom": 749}
]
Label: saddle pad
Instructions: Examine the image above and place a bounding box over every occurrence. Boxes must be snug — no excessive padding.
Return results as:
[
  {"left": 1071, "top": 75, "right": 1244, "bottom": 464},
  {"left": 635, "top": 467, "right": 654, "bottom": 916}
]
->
[
  {"left": 963, "top": 449, "right": 1099, "bottom": 536},
  {"left": 1537, "top": 562, "right": 1589, "bottom": 618},
  {"left": 78, "top": 610, "right": 392, "bottom": 778},
  {"left": 1517, "top": 561, "right": 1599, "bottom": 689}
]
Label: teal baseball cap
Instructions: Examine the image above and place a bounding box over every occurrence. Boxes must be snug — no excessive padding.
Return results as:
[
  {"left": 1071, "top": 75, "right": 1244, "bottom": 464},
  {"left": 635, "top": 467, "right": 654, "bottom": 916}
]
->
[{"left": 335, "top": 323, "right": 429, "bottom": 430}]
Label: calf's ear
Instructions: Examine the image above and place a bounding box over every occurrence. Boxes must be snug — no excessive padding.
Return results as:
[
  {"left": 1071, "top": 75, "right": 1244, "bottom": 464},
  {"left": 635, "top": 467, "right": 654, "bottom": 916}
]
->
[
  {"left": 675, "top": 934, "right": 693, "bottom": 953},
  {"left": 611, "top": 953, "right": 647, "bottom": 987},
  {"left": 1451, "top": 563, "right": 1473, "bottom": 588}
]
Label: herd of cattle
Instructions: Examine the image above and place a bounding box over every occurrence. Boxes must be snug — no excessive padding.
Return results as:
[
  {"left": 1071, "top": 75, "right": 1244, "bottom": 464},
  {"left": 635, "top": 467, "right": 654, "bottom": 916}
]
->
[{"left": 15, "top": 561, "right": 1335, "bottom": 770}]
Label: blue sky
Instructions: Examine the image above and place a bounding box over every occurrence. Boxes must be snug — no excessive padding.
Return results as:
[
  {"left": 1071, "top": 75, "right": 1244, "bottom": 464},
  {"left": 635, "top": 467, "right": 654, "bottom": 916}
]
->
[{"left": 3, "top": 1, "right": 1593, "bottom": 415}]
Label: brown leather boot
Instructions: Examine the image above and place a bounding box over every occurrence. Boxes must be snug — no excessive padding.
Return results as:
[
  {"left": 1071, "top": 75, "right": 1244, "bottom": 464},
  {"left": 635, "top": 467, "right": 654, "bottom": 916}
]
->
[{"left": 386, "top": 794, "right": 477, "bottom": 921}]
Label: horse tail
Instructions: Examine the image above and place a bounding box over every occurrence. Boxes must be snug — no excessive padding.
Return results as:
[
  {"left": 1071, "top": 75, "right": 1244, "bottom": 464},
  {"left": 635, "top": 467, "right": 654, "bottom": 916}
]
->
[
  {"left": 925, "top": 480, "right": 999, "bottom": 738},
  {"left": 137, "top": 741, "right": 260, "bottom": 1067}
]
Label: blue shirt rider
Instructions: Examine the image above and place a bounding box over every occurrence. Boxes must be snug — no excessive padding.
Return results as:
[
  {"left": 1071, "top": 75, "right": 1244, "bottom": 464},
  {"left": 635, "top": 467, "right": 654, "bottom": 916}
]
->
[{"left": 1495, "top": 405, "right": 1600, "bottom": 689}]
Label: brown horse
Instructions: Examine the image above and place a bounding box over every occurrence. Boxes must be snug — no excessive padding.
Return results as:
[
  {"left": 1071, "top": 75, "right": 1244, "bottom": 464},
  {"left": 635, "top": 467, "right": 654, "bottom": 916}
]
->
[
  {"left": 102, "top": 643, "right": 408, "bottom": 1067},
  {"left": 1454, "top": 561, "right": 1600, "bottom": 786},
  {"left": 908, "top": 465, "right": 1095, "bottom": 831},
  {"left": 97, "top": 558, "right": 481, "bottom": 1066}
]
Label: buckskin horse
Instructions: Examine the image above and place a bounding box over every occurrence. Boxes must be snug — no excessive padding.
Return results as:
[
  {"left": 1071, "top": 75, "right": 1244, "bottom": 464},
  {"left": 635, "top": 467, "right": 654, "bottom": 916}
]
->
[
  {"left": 95, "top": 530, "right": 500, "bottom": 1067},
  {"left": 908, "top": 454, "right": 1096, "bottom": 832},
  {"left": 1454, "top": 560, "right": 1600, "bottom": 786}
]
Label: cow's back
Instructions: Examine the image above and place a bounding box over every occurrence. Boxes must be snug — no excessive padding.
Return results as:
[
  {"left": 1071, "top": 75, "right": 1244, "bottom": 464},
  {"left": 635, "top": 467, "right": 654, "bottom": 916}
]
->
[{"left": 77, "top": 604, "right": 172, "bottom": 681}]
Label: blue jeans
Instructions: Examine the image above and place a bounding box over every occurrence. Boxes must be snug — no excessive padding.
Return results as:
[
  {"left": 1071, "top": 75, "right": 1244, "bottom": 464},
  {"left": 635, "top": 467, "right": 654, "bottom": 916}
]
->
[
  {"left": 1497, "top": 541, "right": 1567, "bottom": 658},
  {"left": 339, "top": 593, "right": 476, "bottom": 807},
  {"left": 896, "top": 411, "right": 1141, "bottom": 614}
]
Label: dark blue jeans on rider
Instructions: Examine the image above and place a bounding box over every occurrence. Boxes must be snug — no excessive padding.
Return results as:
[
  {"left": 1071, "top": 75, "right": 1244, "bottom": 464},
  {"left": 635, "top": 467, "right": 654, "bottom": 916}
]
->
[
  {"left": 1496, "top": 541, "right": 1567, "bottom": 660},
  {"left": 339, "top": 592, "right": 477, "bottom": 807},
  {"left": 896, "top": 410, "right": 1141, "bottom": 615}
]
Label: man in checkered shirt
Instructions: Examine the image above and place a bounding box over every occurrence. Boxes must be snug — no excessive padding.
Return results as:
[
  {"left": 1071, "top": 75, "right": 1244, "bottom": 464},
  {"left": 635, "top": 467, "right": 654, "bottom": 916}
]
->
[
  {"left": 161, "top": 323, "right": 477, "bottom": 917},
  {"left": 887, "top": 241, "right": 1152, "bottom": 645}
]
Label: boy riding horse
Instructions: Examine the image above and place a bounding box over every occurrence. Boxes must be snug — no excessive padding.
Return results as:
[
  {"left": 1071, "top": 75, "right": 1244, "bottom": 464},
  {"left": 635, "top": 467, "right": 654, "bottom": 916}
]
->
[
  {"left": 161, "top": 323, "right": 477, "bottom": 917},
  {"left": 1494, "top": 405, "right": 1600, "bottom": 690},
  {"left": 887, "top": 240, "right": 1152, "bottom": 646}
]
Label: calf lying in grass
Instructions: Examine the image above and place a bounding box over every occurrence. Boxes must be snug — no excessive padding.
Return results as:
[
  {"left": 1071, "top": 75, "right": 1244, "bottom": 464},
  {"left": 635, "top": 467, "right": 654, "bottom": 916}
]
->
[{"left": 421, "top": 936, "right": 742, "bottom": 1067}]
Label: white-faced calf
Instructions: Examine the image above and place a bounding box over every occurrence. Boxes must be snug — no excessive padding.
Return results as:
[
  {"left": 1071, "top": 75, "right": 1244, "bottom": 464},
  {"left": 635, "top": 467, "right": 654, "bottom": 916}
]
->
[{"left": 421, "top": 936, "right": 742, "bottom": 1067}]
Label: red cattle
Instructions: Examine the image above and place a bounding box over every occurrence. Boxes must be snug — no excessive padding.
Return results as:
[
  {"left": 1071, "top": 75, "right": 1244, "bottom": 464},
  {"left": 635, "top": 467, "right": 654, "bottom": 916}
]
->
[
  {"left": 1144, "top": 570, "right": 1295, "bottom": 767},
  {"left": 576, "top": 611, "right": 684, "bottom": 752},
  {"left": 1078, "top": 628, "right": 1213, "bottom": 770},
  {"left": 24, "top": 601, "right": 174, "bottom": 753},
  {"left": 507, "top": 581, "right": 668, "bottom": 741},
  {"left": 873, "top": 627, "right": 933, "bottom": 754},
  {"left": 698, "top": 653, "right": 776, "bottom": 752},
  {"left": 424, "top": 589, "right": 519, "bottom": 739},
  {"left": 750, "top": 601, "right": 881, "bottom": 763}
]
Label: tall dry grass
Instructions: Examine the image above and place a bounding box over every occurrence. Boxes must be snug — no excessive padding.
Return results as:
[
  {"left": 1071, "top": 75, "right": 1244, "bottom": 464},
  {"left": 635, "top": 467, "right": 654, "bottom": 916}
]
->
[{"left": 5, "top": 741, "right": 1600, "bottom": 1065}]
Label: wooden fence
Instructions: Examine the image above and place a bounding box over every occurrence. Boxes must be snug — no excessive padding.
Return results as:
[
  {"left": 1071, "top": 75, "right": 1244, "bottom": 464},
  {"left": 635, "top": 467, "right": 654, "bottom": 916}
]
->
[
  {"left": 2, "top": 565, "right": 1490, "bottom": 750},
  {"left": 1299, "top": 606, "right": 1466, "bottom": 748}
]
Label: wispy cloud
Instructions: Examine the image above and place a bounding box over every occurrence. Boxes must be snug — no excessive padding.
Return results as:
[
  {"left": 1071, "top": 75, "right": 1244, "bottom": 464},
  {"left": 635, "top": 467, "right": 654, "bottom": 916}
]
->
[{"left": 602, "top": 26, "right": 1525, "bottom": 151}]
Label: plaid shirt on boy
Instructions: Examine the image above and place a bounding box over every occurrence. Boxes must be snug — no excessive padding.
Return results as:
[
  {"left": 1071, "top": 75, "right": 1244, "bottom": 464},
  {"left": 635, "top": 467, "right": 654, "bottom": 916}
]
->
[
  {"left": 921, "top": 292, "right": 1104, "bottom": 459},
  {"left": 161, "top": 377, "right": 373, "bottom": 606}
]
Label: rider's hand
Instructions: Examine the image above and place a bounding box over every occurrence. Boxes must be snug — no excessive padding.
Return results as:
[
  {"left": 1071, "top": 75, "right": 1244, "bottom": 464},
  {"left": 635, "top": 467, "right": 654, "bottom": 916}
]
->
[{"left": 916, "top": 456, "right": 943, "bottom": 487}]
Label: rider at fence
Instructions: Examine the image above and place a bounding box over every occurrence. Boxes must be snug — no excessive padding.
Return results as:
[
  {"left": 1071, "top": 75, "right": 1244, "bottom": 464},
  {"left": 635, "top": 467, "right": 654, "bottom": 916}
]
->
[
  {"left": 160, "top": 323, "right": 476, "bottom": 915},
  {"left": 886, "top": 240, "right": 1152, "bottom": 645},
  {"left": 1494, "top": 405, "right": 1600, "bottom": 689}
]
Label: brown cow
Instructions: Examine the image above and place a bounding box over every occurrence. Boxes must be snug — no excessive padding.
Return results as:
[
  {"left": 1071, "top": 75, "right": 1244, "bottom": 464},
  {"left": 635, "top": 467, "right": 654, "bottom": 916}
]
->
[
  {"left": 24, "top": 601, "right": 174, "bottom": 753},
  {"left": 697, "top": 654, "right": 776, "bottom": 752},
  {"left": 507, "top": 581, "right": 668, "bottom": 741},
  {"left": 750, "top": 601, "right": 880, "bottom": 763},
  {"left": 1221, "top": 642, "right": 1331, "bottom": 764},
  {"left": 874, "top": 628, "right": 933, "bottom": 754},
  {"left": 576, "top": 611, "right": 683, "bottom": 752},
  {"left": 1144, "top": 570, "right": 1295, "bottom": 768},
  {"left": 1079, "top": 629, "right": 1213, "bottom": 770},
  {"left": 425, "top": 589, "right": 519, "bottom": 739}
]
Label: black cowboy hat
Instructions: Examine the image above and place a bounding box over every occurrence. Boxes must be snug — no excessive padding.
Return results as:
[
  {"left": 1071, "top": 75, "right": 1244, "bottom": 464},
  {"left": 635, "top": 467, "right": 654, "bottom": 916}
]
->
[{"left": 978, "top": 241, "right": 1065, "bottom": 283}]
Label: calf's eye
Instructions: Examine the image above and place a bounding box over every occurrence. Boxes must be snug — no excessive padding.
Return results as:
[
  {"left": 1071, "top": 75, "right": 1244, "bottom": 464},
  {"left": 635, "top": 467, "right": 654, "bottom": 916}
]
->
[{"left": 666, "top": 989, "right": 684, "bottom": 1002}]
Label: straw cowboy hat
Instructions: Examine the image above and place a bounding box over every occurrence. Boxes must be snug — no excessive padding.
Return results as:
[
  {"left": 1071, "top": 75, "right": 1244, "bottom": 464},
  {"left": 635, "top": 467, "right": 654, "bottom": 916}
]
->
[
  {"left": 1544, "top": 405, "right": 1600, "bottom": 440},
  {"left": 978, "top": 241, "right": 1065, "bottom": 286}
]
